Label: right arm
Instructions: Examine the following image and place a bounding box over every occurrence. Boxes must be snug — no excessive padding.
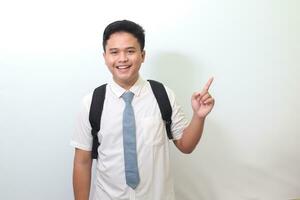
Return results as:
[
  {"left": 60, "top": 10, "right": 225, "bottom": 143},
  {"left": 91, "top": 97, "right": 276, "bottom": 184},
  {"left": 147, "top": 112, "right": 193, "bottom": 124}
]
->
[{"left": 73, "top": 148, "right": 92, "bottom": 200}]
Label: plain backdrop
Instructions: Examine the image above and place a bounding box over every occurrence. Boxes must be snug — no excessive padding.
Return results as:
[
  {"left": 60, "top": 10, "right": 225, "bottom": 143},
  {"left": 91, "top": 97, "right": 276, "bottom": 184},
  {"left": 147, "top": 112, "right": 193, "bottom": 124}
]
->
[{"left": 0, "top": 0, "right": 299, "bottom": 199}]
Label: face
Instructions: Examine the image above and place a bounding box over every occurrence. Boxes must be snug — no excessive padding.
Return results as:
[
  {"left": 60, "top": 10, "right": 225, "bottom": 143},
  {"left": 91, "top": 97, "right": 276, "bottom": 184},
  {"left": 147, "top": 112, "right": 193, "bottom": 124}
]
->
[{"left": 103, "top": 32, "right": 145, "bottom": 90}]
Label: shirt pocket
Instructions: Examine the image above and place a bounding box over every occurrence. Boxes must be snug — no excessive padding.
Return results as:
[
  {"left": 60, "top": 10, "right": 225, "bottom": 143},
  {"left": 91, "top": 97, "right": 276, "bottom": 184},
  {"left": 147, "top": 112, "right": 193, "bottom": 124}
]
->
[{"left": 140, "top": 116, "right": 166, "bottom": 146}]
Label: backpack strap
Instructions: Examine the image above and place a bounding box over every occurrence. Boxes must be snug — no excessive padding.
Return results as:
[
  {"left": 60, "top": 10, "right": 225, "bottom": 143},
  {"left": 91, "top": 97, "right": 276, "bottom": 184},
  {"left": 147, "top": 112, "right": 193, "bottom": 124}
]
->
[
  {"left": 89, "top": 84, "right": 107, "bottom": 159},
  {"left": 89, "top": 80, "right": 173, "bottom": 159},
  {"left": 148, "top": 80, "right": 173, "bottom": 139}
]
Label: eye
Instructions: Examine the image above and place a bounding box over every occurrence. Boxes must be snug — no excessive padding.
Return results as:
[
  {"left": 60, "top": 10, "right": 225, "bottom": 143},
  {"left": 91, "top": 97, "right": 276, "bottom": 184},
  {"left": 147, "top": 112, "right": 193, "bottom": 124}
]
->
[
  {"left": 128, "top": 50, "right": 135, "bottom": 54},
  {"left": 110, "top": 51, "right": 118, "bottom": 55}
]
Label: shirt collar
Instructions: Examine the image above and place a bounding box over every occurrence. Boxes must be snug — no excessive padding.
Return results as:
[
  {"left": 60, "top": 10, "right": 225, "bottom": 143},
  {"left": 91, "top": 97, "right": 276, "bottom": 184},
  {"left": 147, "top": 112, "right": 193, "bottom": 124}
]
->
[{"left": 109, "top": 76, "right": 147, "bottom": 98}]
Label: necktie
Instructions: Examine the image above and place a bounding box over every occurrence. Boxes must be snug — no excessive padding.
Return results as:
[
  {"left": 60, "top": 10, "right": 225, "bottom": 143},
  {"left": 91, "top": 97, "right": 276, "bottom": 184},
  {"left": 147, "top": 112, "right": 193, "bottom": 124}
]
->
[{"left": 121, "top": 91, "right": 140, "bottom": 189}]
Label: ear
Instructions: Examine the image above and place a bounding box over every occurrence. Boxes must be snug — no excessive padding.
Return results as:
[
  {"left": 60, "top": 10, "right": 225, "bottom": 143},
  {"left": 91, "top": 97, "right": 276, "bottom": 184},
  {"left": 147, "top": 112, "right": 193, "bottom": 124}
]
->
[
  {"left": 103, "top": 51, "right": 108, "bottom": 65},
  {"left": 141, "top": 50, "right": 146, "bottom": 62}
]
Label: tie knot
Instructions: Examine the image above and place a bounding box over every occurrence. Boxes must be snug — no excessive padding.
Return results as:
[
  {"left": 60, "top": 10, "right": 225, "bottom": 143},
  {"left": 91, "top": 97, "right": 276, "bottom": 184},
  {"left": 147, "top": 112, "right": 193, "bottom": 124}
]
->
[{"left": 122, "top": 91, "right": 134, "bottom": 103}]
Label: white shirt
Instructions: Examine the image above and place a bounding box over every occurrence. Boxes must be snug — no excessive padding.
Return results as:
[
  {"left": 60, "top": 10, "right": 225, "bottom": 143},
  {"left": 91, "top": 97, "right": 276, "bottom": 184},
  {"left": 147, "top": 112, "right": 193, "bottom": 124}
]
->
[{"left": 71, "top": 77, "right": 188, "bottom": 200}]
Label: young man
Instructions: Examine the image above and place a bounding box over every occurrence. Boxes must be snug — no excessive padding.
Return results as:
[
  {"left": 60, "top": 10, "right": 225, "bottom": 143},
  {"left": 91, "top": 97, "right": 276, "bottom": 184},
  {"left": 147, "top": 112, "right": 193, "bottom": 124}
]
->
[{"left": 71, "top": 20, "right": 215, "bottom": 200}]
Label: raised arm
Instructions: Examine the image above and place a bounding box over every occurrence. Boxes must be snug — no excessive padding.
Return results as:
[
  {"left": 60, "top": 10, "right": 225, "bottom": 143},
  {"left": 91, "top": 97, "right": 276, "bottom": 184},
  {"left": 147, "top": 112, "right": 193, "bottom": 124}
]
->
[{"left": 174, "top": 77, "right": 215, "bottom": 154}]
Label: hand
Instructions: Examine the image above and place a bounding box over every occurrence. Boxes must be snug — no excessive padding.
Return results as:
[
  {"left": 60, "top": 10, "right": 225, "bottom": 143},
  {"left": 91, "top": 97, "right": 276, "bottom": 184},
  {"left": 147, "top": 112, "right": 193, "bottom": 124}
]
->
[{"left": 191, "top": 77, "right": 215, "bottom": 118}]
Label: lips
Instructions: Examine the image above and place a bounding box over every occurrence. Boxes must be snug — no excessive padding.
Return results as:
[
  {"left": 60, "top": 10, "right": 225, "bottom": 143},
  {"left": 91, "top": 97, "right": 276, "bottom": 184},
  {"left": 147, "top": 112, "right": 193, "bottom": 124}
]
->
[{"left": 116, "top": 65, "right": 131, "bottom": 69}]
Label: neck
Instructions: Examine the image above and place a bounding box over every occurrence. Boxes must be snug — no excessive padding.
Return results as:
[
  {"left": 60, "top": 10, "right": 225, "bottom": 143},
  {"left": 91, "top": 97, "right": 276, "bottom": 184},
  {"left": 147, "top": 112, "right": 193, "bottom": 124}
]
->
[{"left": 114, "top": 76, "right": 139, "bottom": 90}]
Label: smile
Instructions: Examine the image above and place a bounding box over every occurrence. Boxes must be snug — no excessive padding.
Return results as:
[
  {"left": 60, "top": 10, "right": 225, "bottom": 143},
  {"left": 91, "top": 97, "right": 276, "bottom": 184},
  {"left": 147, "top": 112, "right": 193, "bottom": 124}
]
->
[{"left": 116, "top": 65, "right": 131, "bottom": 69}]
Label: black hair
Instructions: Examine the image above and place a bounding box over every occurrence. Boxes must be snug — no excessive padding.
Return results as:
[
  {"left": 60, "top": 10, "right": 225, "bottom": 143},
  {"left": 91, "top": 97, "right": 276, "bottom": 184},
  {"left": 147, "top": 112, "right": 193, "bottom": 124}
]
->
[{"left": 102, "top": 20, "right": 145, "bottom": 51}]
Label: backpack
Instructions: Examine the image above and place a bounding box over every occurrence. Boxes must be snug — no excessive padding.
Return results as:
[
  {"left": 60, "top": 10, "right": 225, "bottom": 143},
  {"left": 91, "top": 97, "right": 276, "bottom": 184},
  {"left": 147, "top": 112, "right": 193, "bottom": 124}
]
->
[{"left": 89, "top": 80, "right": 173, "bottom": 159}]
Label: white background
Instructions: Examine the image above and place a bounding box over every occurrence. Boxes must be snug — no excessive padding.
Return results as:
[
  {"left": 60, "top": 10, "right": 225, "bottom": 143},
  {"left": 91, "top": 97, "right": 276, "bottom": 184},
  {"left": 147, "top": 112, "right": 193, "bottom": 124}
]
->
[{"left": 0, "top": 0, "right": 299, "bottom": 199}]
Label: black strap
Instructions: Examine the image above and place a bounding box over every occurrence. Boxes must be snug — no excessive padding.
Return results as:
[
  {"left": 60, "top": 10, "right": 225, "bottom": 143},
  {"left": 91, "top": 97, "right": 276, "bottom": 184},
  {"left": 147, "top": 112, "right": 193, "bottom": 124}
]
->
[
  {"left": 148, "top": 80, "right": 173, "bottom": 139},
  {"left": 89, "top": 80, "right": 173, "bottom": 159},
  {"left": 89, "top": 84, "right": 107, "bottom": 159}
]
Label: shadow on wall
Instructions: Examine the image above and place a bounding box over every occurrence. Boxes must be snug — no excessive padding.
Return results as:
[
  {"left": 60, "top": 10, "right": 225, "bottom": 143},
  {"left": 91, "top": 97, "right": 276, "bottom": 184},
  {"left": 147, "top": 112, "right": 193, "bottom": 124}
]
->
[
  {"left": 149, "top": 52, "right": 223, "bottom": 199},
  {"left": 171, "top": 119, "right": 238, "bottom": 200},
  {"left": 149, "top": 54, "right": 247, "bottom": 198},
  {"left": 149, "top": 52, "right": 200, "bottom": 115}
]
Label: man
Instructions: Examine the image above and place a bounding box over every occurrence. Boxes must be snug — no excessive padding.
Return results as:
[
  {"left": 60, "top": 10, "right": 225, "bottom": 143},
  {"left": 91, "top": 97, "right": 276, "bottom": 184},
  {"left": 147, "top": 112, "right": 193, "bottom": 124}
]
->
[{"left": 71, "top": 20, "right": 215, "bottom": 200}]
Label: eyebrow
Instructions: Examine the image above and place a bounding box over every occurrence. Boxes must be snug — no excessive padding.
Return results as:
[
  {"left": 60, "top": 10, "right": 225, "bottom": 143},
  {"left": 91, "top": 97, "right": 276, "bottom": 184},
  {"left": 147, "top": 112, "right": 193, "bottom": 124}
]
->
[{"left": 108, "top": 47, "right": 136, "bottom": 51}]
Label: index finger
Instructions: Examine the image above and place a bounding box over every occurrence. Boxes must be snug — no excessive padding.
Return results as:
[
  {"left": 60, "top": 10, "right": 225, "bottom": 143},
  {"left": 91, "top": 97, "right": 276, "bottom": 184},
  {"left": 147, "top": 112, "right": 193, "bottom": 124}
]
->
[{"left": 202, "top": 77, "right": 214, "bottom": 92}]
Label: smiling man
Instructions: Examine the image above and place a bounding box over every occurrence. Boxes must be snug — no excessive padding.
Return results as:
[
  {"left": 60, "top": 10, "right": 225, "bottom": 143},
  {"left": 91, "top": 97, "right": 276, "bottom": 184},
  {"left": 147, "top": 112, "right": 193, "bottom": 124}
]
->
[
  {"left": 71, "top": 20, "right": 215, "bottom": 200},
  {"left": 104, "top": 31, "right": 145, "bottom": 90}
]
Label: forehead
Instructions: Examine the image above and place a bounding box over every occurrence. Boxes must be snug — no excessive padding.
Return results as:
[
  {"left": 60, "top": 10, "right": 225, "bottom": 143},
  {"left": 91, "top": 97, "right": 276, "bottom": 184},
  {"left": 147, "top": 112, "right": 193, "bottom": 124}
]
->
[{"left": 106, "top": 32, "right": 140, "bottom": 50}]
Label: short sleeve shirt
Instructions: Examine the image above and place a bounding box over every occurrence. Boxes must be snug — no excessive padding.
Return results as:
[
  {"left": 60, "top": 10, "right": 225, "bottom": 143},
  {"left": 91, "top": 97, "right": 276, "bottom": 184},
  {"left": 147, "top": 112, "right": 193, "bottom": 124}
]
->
[{"left": 71, "top": 77, "right": 188, "bottom": 200}]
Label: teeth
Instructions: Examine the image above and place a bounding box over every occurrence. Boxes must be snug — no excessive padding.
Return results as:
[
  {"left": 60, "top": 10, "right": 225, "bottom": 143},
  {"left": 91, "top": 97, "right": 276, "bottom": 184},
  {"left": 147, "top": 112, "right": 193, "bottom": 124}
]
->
[{"left": 117, "top": 65, "right": 130, "bottom": 69}]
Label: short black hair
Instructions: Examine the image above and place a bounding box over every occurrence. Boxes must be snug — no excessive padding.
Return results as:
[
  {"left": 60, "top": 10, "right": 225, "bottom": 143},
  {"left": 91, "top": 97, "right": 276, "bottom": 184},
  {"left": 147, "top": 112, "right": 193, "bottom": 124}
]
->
[{"left": 102, "top": 20, "right": 145, "bottom": 51}]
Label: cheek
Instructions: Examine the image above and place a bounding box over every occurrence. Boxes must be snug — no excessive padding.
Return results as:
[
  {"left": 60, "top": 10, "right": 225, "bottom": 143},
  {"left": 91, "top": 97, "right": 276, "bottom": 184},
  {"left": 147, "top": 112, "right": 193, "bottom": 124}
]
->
[
  {"left": 105, "top": 57, "right": 114, "bottom": 67},
  {"left": 133, "top": 56, "right": 144, "bottom": 65}
]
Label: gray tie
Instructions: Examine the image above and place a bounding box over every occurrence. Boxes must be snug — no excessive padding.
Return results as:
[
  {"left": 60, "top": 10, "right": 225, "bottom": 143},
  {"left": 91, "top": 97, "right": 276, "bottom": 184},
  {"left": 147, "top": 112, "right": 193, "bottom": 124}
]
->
[{"left": 121, "top": 91, "right": 140, "bottom": 189}]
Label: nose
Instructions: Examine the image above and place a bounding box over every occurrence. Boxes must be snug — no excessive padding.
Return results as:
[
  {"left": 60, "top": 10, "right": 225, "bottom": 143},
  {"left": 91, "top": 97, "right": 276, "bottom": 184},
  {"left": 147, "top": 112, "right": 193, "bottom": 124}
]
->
[{"left": 119, "top": 52, "right": 128, "bottom": 62}]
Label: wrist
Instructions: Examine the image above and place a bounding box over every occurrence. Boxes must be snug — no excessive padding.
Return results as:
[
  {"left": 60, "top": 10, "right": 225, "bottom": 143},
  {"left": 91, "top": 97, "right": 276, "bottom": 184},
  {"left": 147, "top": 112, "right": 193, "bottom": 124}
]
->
[{"left": 192, "top": 113, "right": 206, "bottom": 121}]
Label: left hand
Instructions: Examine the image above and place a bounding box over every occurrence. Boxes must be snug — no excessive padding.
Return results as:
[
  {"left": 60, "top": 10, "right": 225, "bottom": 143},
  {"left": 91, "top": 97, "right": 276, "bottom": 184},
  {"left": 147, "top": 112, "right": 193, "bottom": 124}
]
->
[{"left": 191, "top": 77, "right": 215, "bottom": 118}]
